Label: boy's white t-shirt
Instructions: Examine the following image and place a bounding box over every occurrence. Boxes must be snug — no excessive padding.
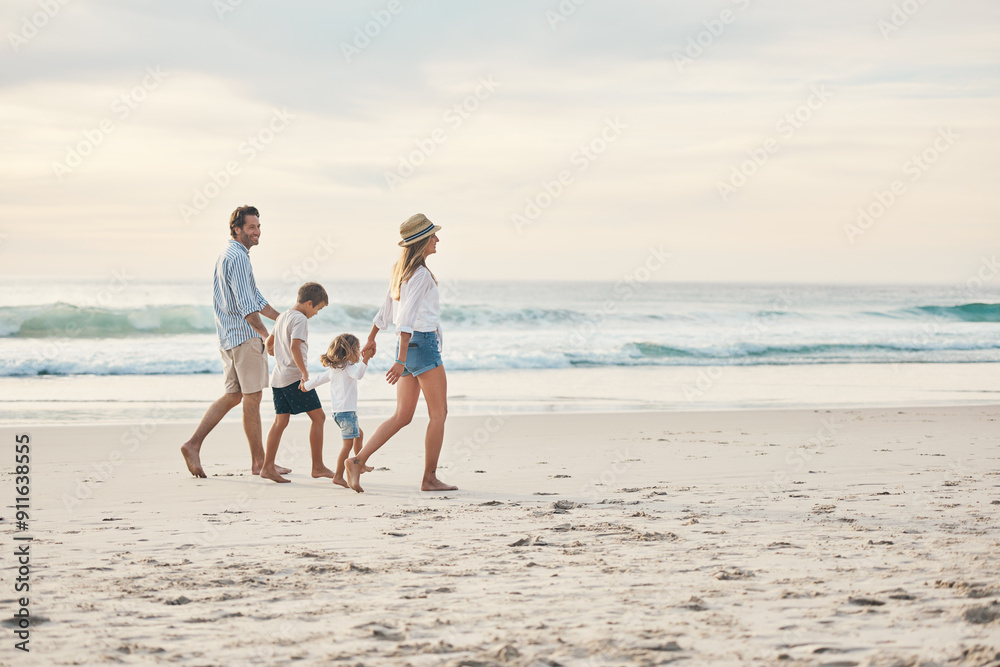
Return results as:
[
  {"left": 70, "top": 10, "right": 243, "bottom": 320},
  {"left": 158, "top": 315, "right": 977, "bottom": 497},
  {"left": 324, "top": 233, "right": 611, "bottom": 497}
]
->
[
  {"left": 271, "top": 309, "right": 309, "bottom": 388},
  {"left": 302, "top": 361, "right": 367, "bottom": 413}
]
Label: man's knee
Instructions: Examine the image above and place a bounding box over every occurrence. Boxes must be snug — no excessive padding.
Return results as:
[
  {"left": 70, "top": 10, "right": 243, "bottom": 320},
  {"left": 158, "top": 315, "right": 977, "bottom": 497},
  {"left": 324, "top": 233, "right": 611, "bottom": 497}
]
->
[
  {"left": 242, "top": 391, "right": 262, "bottom": 405},
  {"left": 225, "top": 392, "right": 243, "bottom": 407}
]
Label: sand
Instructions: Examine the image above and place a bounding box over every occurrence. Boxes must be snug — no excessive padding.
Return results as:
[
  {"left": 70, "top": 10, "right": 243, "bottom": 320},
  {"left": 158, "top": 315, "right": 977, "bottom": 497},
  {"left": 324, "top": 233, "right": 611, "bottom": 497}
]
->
[{"left": 4, "top": 405, "right": 1000, "bottom": 666}]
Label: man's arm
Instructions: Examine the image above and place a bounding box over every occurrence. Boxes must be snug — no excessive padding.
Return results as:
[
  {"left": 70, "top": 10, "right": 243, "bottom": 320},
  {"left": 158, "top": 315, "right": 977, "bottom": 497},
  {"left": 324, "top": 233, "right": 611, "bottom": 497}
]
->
[
  {"left": 261, "top": 304, "right": 280, "bottom": 321},
  {"left": 245, "top": 311, "right": 269, "bottom": 339}
]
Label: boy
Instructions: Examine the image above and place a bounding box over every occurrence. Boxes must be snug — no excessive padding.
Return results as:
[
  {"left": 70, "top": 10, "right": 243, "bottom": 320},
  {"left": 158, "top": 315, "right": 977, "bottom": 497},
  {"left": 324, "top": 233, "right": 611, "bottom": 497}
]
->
[{"left": 260, "top": 282, "right": 333, "bottom": 483}]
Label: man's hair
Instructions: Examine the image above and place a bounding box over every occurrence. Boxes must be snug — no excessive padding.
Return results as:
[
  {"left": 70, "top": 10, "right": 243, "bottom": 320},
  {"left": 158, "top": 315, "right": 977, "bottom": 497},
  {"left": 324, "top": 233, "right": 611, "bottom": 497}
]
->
[
  {"left": 297, "top": 282, "right": 328, "bottom": 306},
  {"left": 229, "top": 205, "right": 260, "bottom": 239}
]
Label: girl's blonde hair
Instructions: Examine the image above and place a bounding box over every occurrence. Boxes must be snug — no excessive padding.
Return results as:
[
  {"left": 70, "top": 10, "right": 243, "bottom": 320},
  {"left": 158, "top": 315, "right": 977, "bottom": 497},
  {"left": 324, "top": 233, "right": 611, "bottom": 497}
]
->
[
  {"left": 390, "top": 235, "right": 437, "bottom": 300},
  {"left": 320, "top": 333, "right": 361, "bottom": 369}
]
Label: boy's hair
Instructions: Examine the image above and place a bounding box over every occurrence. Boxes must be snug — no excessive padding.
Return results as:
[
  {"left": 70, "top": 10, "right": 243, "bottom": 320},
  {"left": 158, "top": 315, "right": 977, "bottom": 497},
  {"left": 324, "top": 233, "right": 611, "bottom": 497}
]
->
[
  {"left": 320, "top": 333, "right": 360, "bottom": 369},
  {"left": 297, "top": 282, "right": 329, "bottom": 306},
  {"left": 229, "top": 205, "right": 259, "bottom": 239}
]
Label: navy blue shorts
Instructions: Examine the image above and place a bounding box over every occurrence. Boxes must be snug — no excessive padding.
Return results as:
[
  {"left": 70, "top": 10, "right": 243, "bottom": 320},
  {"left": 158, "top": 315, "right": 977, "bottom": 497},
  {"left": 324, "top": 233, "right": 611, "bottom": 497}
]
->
[
  {"left": 395, "top": 331, "right": 443, "bottom": 377},
  {"left": 272, "top": 382, "right": 322, "bottom": 415}
]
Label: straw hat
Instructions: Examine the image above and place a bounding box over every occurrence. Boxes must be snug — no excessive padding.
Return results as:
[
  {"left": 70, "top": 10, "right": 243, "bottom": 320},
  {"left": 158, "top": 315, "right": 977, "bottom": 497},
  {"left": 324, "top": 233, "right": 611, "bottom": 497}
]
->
[{"left": 398, "top": 213, "right": 442, "bottom": 247}]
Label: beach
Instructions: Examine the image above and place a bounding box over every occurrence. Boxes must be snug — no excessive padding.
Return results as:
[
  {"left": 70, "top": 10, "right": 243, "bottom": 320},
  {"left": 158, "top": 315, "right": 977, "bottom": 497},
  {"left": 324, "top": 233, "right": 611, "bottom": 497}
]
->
[{"left": 6, "top": 405, "right": 999, "bottom": 666}]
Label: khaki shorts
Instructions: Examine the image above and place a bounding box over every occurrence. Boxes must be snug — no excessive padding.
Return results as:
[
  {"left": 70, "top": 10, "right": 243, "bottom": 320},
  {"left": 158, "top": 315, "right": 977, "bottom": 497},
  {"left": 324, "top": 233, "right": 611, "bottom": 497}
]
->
[{"left": 221, "top": 337, "right": 269, "bottom": 394}]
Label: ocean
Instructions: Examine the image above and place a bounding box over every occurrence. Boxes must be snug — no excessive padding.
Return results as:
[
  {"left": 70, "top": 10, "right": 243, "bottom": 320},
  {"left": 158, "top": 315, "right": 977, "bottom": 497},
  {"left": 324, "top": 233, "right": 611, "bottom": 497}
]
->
[{"left": 2, "top": 277, "right": 999, "bottom": 424}]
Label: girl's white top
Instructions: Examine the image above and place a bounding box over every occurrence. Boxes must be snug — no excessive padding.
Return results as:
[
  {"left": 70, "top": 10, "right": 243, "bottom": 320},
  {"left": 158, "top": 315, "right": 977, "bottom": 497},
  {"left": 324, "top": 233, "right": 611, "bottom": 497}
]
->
[
  {"left": 302, "top": 361, "right": 367, "bottom": 413},
  {"left": 373, "top": 265, "right": 443, "bottom": 349}
]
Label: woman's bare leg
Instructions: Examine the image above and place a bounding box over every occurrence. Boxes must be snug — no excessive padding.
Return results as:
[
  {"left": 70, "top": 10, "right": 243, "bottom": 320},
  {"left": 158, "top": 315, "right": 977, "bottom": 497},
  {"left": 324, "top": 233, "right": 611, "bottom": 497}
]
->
[
  {"left": 345, "top": 375, "right": 420, "bottom": 492},
  {"left": 415, "top": 365, "right": 456, "bottom": 491}
]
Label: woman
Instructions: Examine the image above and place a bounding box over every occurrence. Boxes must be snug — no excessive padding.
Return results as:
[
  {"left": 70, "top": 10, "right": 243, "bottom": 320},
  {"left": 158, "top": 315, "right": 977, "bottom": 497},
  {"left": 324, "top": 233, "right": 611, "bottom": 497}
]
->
[{"left": 345, "top": 213, "right": 456, "bottom": 493}]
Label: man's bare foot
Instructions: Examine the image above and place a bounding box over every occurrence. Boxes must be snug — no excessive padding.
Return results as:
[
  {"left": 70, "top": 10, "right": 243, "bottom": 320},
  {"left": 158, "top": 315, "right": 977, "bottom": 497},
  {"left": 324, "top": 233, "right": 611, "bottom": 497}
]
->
[
  {"left": 421, "top": 476, "right": 458, "bottom": 492},
  {"left": 276, "top": 465, "right": 292, "bottom": 475},
  {"left": 181, "top": 443, "right": 206, "bottom": 478},
  {"left": 332, "top": 476, "right": 349, "bottom": 488},
  {"left": 344, "top": 457, "right": 365, "bottom": 493},
  {"left": 311, "top": 467, "right": 335, "bottom": 479},
  {"left": 260, "top": 467, "right": 290, "bottom": 483}
]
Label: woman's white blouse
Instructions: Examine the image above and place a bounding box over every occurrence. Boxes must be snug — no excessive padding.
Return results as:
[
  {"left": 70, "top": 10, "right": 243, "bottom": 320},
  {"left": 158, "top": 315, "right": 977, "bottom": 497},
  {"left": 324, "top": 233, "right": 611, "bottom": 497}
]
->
[{"left": 374, "top": 266, "right": 442, "bottom": 344}]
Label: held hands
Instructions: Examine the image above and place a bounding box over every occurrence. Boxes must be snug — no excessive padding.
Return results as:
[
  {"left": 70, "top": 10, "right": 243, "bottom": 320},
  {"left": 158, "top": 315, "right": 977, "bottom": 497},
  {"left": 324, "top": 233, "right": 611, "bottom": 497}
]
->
[
  {"left": 362, "top": 339, "right": 377, "bottom": 359},
  {"left": 265, "top": 334, "right": 275, "bottom": 356},
  {"left": 299, "top": 379, "right": 307, "bottom": 392}
]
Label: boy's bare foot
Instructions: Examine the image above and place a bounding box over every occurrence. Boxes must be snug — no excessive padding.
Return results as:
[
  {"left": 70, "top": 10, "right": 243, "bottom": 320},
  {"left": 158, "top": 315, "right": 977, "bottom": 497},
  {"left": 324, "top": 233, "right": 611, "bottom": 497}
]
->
[
  {"left": 332, "top": 476, "right": 349, "bottom": 488},
  {"left": 260, "top": 467, "right": 290, "bottom": 483},
  {"left": 311, "top": 466, "right": 335, "bottom": 479},
  {"left": 421, "top": 476, "right": 457, "bottom": 492},
  {"left": 181, "top": 443, "right": 206, "bottom": 478},
  {"left": 253, "top": 464, "right": 292, "bottom": 475},
  {"left": 345, "top": 457, "right": 365, "bottom": 493}
]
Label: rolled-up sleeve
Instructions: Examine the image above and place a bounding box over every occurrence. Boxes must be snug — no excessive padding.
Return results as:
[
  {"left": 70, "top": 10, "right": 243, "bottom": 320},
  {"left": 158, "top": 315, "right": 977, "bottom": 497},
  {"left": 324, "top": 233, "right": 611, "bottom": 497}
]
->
[
  {"left": 373, "top": 288, "right": 394, "bottom": 331},
  {"left": 396, "top": 270, "right": 433, "bottom": 335}
]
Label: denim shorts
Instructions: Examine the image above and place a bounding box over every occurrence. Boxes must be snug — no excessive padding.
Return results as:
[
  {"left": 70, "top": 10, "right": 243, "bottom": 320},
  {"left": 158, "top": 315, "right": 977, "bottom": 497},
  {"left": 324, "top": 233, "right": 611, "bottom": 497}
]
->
[
  {"left": 333, "top": 411, "right": 360, "bottom": 439},
  {"left": 396, "top": 330, "right": 443, "bottom": 377}
]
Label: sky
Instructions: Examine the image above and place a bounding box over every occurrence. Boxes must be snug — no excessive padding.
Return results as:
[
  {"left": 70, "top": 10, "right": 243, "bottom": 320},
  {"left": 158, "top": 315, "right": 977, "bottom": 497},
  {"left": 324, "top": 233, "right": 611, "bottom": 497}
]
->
[{"left": 1, "top": 0, "right": 998, "bottom": 285}]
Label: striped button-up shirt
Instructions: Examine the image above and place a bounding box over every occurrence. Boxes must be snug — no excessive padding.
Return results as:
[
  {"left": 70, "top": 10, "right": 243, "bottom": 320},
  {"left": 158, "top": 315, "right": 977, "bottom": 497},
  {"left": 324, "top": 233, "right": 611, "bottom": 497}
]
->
[{"left": 213, "top": 240, "right": 269, "bottom": 351}]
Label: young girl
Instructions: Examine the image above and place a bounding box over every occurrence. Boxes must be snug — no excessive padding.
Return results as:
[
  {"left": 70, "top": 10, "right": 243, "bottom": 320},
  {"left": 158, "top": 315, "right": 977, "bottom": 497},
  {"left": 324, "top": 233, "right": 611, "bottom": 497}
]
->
[{"left": 301, "top": 334, "right": 374, "bottom": 488}]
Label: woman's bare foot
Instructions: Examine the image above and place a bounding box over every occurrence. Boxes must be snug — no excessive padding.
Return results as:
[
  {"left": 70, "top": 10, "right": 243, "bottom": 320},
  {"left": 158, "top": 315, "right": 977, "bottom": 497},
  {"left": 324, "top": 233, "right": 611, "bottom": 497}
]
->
[
  {"left": 421, "top": 476, "right": 457, "bottom": 492},
  {"left": 332, "top": 476, "right": 349, "bottom": 488},
  {"left": 344, "top": 457, "right": 365, "bottom": 493},
  {"left": 311, "top": 466, "right": 335, "bottom": 479},
  {"left": 260, "top": 466, "right": 290, "bottom": 483},
  {"left": 181, "top": 443, "right": 206, "bottom": 478}
]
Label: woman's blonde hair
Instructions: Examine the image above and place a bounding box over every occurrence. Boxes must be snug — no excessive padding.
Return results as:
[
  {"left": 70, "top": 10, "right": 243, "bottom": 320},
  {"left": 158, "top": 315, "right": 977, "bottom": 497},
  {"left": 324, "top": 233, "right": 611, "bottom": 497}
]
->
[
  {"left": 390, "top": 235, "right": 437, "bottom": 300},
  {"left": 320, "top": 333, "right": 360, "bottom": 369}
]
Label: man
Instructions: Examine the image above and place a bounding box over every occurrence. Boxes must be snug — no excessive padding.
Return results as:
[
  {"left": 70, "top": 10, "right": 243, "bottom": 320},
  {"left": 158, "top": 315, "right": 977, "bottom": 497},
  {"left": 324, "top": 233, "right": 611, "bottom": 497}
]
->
[{"left": 181, "top": 205, "right": 290, "bottom": 478}]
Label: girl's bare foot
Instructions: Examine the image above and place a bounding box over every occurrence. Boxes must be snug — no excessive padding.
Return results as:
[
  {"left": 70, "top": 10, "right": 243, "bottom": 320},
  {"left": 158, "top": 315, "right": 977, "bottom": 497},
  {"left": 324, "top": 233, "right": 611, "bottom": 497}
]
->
[
  {"left": 311, "top": 467, "right": 335, "bottom": 479},
  {"left": 332, "top": 476, "right": 349, "bottom": 488}
]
